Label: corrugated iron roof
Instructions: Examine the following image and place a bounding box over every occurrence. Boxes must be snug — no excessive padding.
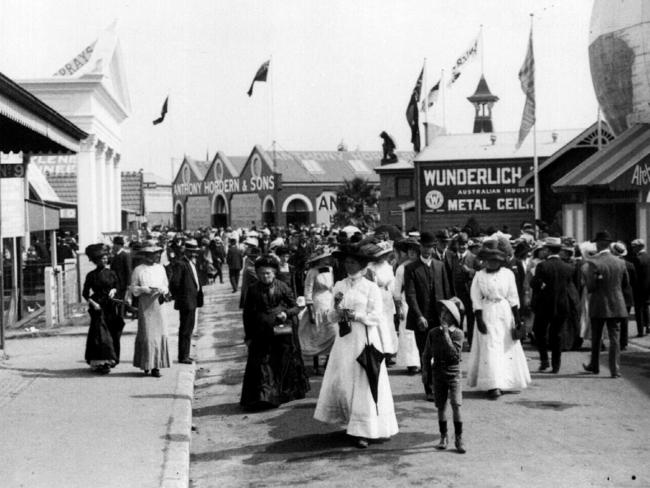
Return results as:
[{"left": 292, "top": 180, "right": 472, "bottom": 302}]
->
[
  {"left": 268, "top": 150, "right": 414, "bottom": 183},
  {"left": 415, "top": 129, "right": 582, "bottom": 162},
  {"left": 142, "top": 172, "right": 170, "bottom": 186},
  {"left": 47, "top": 173, "right": 77, "bottom": 203},
  {"left": 186, "top": 157, "right": 210, "bottom": 180},
  {"left": 552, "top": 123, "right": 650, "bottom": 190}
]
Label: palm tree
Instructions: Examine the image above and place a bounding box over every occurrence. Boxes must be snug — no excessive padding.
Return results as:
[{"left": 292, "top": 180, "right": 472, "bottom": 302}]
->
[{"left": 333, "top": 177, "right": 380, "bottom": 228}]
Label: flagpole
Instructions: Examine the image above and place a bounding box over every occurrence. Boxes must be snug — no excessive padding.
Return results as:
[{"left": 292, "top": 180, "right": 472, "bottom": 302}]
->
[
  {"left": 530, "top": 13, "right": 540, "bottom": 224},
  {"left": 423, "top": 57, "right": 429, "bottom": 147},
  {"left": 441, "top": 68, "right": 447, "bottom": 132},
  {"left": 480, "top": 24, "right": 484, "bottom": 74}
]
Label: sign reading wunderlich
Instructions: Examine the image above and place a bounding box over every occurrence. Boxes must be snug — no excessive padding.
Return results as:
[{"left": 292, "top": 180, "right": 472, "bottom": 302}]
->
[{"left": 419, "top": 161, "right": 534, "bottom": 213}]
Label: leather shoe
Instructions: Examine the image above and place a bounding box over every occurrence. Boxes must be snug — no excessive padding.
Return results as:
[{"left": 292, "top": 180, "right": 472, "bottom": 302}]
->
[
  {"left": 356, "top": 437, "right": 368, "bottom": 449},
  {"left": 179, "top": 358, "right": 194, "bottom": 364},
  {"left": 151, "top": 369, "right": 161, "bottom": 378},
  {"left": 582, "top": 363, "right": 598, "bottom": 374},
  {"left": 538, "top": 362, "right": 550, "bottom": 372},
  {"left": 611, "top": 373, "right": 621, "bottom": 378},
  {"left": 487, "top": 389, "right": 501, "bottom": 399},
  {"left": 455, "top": 435, "right": 466, "bottom": 454},
  {"left": 435, "top": 434, "right": 448, "bottom": 450}
]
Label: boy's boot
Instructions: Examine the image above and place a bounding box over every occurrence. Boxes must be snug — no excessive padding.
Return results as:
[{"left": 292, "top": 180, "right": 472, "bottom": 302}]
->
[
  {"left": 435, "top": 421, "right": 448, "bottom": 450},
  {"left": 454, "top": 421, "right": 466, "bottom": 454}
]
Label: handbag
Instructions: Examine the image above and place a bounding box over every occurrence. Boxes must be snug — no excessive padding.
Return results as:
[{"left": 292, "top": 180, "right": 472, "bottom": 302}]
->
[{"left": 511, "top": 321, "right": 527, "bottom": 341}]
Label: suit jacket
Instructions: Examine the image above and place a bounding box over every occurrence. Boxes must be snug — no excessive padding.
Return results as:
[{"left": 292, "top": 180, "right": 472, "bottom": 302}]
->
[
  {"left": 433, "top": 249, "right": 455, "bottom": 295},
  {"left": 584, "top": 251, "right": 629, "bottom": 319},
  {"left": 226, "top": 245, "right": 243, "bottom": 270},
  {"left": 404, "top": 258, "right": 451, "bottom": 331},
  {"left": 111, "top": 250, "right": 132, "bottom": 294},
  {"left": 530, "top": 256, "right": 576, "bottom": 318},
  {"left": 170, "top": 257, "right": 204, "bottom": 310}
]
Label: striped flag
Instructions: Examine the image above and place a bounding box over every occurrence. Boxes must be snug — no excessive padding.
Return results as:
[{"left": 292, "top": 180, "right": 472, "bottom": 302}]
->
[
  {"left": 420, "top": 79, "right": 440, "bottom": 112},
  {"left": 516, "top": 29, "right": 535, "bottom": 149}
]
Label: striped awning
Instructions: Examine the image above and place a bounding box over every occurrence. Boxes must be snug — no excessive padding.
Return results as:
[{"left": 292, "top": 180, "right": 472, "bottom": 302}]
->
[{"left": 552, "top": 124, "right": 650, "bottom": 191}]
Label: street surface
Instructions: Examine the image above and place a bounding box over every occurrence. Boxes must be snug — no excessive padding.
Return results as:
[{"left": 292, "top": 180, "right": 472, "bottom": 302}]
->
[{"left": 190, "top": 282, "right": 650, "bottom": 488}]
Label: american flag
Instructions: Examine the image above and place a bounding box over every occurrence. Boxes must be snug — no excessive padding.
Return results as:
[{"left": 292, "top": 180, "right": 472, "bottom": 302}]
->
[{"left": 516, "top": 29, "right": 535, "bottom": 149}]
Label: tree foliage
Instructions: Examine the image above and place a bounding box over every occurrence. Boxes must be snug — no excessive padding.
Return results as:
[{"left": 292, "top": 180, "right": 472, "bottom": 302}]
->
[{"left": 332, "top": 177, "right": 380, "bottom": 228}]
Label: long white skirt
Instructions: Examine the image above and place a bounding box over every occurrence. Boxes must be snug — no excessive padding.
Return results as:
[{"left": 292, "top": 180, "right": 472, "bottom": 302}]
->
[
  {"left": 466, "top": 302, "right": 531, "bottom": 391},
  {"left": 395, "top": 300, "right": 420, "bottom": 367},
  {"left": 314, "top": 321, "right": 399, "bottom": 439}
]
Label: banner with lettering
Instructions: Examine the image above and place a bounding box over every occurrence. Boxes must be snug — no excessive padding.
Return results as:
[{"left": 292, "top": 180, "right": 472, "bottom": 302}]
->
[{"left": 419, "top": 161, "right": 534, "bottom": 213}]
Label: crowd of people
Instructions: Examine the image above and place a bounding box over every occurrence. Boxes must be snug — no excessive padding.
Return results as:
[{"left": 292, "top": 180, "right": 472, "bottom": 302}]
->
[{"left": 79, "top": 220, "right": 645, "bottom": 451}]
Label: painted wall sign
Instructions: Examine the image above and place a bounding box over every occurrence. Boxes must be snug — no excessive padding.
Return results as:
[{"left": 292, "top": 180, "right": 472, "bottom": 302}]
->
[
  {"left": 316, "top": 191, "right": 337, "bottom": 225},
  {"left": 419, "top": 161, "right": 534, "bottom": 213}
]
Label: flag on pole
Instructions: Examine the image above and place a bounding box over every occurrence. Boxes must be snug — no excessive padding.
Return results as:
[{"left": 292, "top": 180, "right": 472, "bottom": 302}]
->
[
  {"left": 153, "top": 96, "right": 169, "bottom": 125},
  {"left": 247, "top": 60, "right": 270, "bottom": 96},
  {"left": 447, "top": 32, "right": 480, "bottom": 88},
  {"left": 420, "top": 79, "right": 440, "bottom": 112},
  {"left": 406, "top": 67, "right": 423, "bottom": 152},
  {"left": 516, "top": 29, "right": 535, "bottom": 149}
]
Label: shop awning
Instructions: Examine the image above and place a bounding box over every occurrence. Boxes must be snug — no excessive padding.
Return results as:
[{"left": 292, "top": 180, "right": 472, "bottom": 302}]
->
[
  {"left": 552, "top": 124, "right": 650, "bottom": 192},
  {"left": 27, "top": 200, "right": 60, "bottom": 232}
]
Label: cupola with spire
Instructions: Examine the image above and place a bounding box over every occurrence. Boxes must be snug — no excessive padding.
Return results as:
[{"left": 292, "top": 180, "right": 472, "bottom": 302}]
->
[{"left": 467, "top": 75, "right": 499, "bottom": 133}]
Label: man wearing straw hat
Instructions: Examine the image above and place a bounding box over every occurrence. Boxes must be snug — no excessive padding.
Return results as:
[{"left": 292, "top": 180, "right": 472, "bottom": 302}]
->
[{"left": 170, "top": 239, "right": 204, "bottom": 364}]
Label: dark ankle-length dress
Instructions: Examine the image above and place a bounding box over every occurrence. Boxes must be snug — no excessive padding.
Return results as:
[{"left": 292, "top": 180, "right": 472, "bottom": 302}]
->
[{"left": 240, "top": 279, "right": 309, "bottom": 410}]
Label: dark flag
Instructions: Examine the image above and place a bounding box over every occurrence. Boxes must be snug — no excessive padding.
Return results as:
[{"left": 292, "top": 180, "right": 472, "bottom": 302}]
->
[
  {"left": 153, "top": 96, "right": 168, "bottom": 125},
  {"left": 516, "top": 28, "right": 535, "bottom": 149},
  {"left": 406, "top": 67, "right": 423, "bottom": 152},
  {"left": 247, "top": 60, "right": 270, "bottom": 97}
]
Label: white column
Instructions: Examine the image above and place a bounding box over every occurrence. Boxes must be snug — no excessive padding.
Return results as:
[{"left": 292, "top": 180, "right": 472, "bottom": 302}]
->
[
  {"left": 105, "top": 148, "right": 115, "bottom": 232},
  {"left": 114, "top": 154, "right": 122, "bottom": 231},
  {"left": 77, "top": 136, "right": 99, "bottom": 248},
  {"left": 95, "top": 141, "right": 107, "bottom": 234}
]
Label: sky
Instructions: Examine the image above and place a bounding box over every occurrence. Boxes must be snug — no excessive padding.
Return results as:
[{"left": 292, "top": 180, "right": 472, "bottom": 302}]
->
[{"left": 0, "top": 0, "right": 598, "bottom": 179}]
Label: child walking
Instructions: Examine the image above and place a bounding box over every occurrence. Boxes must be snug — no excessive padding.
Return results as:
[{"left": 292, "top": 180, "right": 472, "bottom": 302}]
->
[{"left": 422, "top": 297, "right": 466, "bottom": 453}]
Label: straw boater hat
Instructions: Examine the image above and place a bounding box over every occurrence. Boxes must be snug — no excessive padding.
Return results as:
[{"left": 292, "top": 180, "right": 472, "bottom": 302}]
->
[
  {"left": 307, "top": 246, "right": 332, "bottom": 265},
  {"left": 184, "top": 239, "right": 200, "bottom": 253},
  {"left": 542, "top": 236, "right": 562, "bottom": 250},
  {"left": 610, "top": 241, "right": 628, "bottom": 257},
  {"left": 437, "top": 297, "right": 465, "bottom": 328},
  {"left": 373, "top": 241, "right": 394, "bottom": 258}
]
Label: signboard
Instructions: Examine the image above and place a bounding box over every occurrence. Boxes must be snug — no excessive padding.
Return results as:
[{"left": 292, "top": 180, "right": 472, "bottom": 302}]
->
[
  {"left": 0, "top": 179, "right": 25, "bottom": 237},
  {"left": 316, "top": 191, "right": 337, "bottom": 225},
  {"left": 613, "top": 159, "right": 650, "bottom": 190},
  {"left": 419, "top": 161, "right": 534, "bottom": 214},
  {"left": 30, "top": 154, "right": 77, "bottom": 174}
]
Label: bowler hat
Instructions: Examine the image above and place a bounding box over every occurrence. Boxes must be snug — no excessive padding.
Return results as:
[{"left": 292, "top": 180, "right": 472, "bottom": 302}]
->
[
  {"left": 592, "top": 230, "right": 613, "bottom": 243},
  {"left": 419, "top": 231, "right": 436, "bottom": 247}
]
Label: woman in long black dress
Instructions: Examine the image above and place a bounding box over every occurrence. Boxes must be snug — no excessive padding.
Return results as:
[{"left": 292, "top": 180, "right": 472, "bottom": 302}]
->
[
  {"left": 240, "top": 255, "right": 309, "bottom": 411},
  {"left": 82, "top": 244, "right": 125, "bottom": 374}
]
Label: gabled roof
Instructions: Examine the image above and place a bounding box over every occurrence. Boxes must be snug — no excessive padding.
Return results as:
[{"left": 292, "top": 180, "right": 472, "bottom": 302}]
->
[
  {"left": 142, "top": 172, "right": 170, "bottom": 186},
  {"left": 552, "top": 123, "right": 650, "bottom": 191},
  {"left": 185, "top": 156, "right": 210, "bottom": 180},
  {"left": 414, "top": 129, "right": 583, "bottom": 162},
  {"left": 519, "top": 121, "right": 615, "bottom": 186}
]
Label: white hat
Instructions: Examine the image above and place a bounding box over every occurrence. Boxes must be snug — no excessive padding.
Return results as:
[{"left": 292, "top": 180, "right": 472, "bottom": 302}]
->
[{"left": 244, "top": 237, "right": 259, "bottom": 247}]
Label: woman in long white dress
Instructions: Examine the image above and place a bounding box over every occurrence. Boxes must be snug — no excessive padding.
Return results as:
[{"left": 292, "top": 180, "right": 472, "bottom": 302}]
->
[
  {"left": 467, "top": 247, "right": 531, "bottom": 398},
  {"left": 129, "top": 243, "right": 171, "bottom": 377},
  {"left": 393, "top": 239, "right": 421, "bottom": 373},
  {"left": 314, "top": 242, "right": 398, "bottom": 448},
  {"left": 365, "top": 242, "right": 399, "bottom": 359},
  {"left": 298, "top": 248, "right": 337, "bottom": 374}
]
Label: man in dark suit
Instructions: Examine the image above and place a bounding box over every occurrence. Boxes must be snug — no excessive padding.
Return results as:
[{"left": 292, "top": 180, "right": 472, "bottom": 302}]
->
[
  {"left": 630, "top": 238, "right": 650, "bottom": 337},
  {"left": 226, "top": 238, "right": 244, "bottom": 292},
  {"left": 404, "top": 231, "right": 452, "bottom": 400},
  {"left": 110, "top": 236, "right": 132, "bottom": 304},
  {"left": 530, "top": 237, "right": 576, "bottom": 373},
  {"left": 170, "top": 239, "right": 204, "bottom": 364},
  {"left": 582, "top": 231, "right": 629, "bottom": 378},
  {"left": 432, "top": 229, "right": 455, "bottom": 295},
  {"left": 448, "top": 232, "right": 475, "bottom": 347}
]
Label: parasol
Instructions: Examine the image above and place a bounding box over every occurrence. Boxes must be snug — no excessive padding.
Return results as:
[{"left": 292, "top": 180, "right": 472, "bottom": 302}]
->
[
  {"left": 373, "top": 224, "right": 403, "bottom": 241},
  {"left": 356, "top": 325, "right": 385, "bottom": 415}
]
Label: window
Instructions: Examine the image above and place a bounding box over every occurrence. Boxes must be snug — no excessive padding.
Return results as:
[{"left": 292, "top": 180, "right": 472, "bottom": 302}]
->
[
  {"left": 395, "top": 177, "right": 413, "bottom": 197},
  {"left": 349, "top": 159, "right": 371, "bottom": 173}
]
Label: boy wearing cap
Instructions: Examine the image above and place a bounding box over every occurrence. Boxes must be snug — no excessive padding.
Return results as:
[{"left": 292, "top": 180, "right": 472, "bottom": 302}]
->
[{"left": 421, "top": 297, "right": 466, "bottom": 453}]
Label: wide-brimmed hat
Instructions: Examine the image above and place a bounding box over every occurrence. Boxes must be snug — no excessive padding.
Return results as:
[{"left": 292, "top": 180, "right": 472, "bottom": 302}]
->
[
  {"left": 610, "top": 241, "right": 628, "bottom": 257},
  {"left": 592, "top": 230, "right": 613, "bottom": 243},
  {"left": 184, "top": 239, "right": 200, "bottom": 253},
  {"left": 332, "top": 242, "right": 380, "bottom": 263},
  {"left": 307, "top": 246, "right": 332, "bottom": 264},
  {"left": 139, "top": 240, "right": 163, "bottom": 254},
  {"left": 513, "top": 240, "right": 532, "bottom": 258},
  {"left": 85, "top": 243, "right": 108, "bottom": 261},
  {"left": 373, "top": 241, "right": 394, "bottom": 258},
  {"left": 419, "top": 231, "right": 436, "bottom": 247},
  {"left": 478, "top": 241, "right": 507, "bottom": 263},
  {"left": 112, "top": 236, "right": 125, "bottom": 246},
  {"left": 543, "top": 237, "right": 562, "bottom": 249},
  {"left": 395, "top": 237, "right": 420, "bottom": 252},
  {"left": 438, "top": 297, "right": 465, "bottom": 328},
  {"left": 254, "top": 254, "right": 279, "bottom": 270}
]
